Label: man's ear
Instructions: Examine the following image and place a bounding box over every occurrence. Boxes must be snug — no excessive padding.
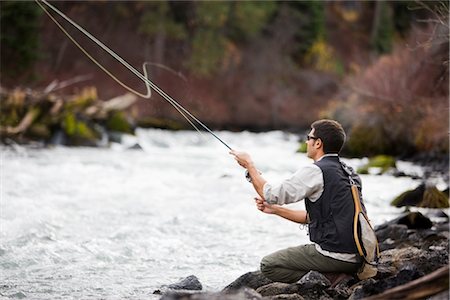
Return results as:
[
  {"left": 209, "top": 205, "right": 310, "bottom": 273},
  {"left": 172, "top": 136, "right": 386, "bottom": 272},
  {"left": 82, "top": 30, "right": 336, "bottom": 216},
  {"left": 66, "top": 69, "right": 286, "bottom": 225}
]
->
[{"left": 315, "top": 138, "right": 322, "bottom": 148}]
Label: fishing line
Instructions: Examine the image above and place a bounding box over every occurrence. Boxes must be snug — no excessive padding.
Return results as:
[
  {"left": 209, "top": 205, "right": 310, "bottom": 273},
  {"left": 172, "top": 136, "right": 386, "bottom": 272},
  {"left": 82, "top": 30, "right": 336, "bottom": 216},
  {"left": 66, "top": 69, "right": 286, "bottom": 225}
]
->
[{"left": 36, "top": 0, "right": 232, "bottom": 150}]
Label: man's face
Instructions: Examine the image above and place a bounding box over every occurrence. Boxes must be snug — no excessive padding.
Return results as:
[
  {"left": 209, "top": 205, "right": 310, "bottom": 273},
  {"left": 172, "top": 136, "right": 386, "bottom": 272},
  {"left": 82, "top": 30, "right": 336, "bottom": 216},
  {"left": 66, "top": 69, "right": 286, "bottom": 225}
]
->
[{"left": 306, "top": 128, "right": 317, "bottom": 159}]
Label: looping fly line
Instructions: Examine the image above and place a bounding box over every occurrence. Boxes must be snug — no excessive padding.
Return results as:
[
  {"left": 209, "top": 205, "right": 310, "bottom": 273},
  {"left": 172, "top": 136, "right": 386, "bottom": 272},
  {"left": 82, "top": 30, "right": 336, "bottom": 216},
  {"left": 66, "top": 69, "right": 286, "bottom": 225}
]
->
[{"left": 36, "top": 0, "right": 232, "bottom": 150}]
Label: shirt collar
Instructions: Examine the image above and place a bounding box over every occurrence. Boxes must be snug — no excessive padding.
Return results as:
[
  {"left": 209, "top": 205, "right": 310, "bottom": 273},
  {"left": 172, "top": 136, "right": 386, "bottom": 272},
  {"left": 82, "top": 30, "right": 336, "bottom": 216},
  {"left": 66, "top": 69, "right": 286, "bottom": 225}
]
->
[{"left": 317, "top": 153, "right": 339, "bottom": 161}]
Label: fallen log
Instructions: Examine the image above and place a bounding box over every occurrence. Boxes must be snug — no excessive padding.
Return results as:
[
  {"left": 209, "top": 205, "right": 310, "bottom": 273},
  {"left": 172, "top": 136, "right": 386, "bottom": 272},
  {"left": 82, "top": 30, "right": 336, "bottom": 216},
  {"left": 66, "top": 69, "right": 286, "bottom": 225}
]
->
[{"left": 364, "top": 265, "right": 449, "bottom": 300}]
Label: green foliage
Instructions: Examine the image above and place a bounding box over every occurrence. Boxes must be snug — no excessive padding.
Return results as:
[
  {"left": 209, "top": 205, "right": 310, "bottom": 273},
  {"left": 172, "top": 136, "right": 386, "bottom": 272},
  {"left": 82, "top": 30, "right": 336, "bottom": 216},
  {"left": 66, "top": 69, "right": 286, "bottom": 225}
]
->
[
  {"left": 106, "top": 112, "right": 133, "bottom": 134},
  {"left": 297, "top": 142, "right": 307, "bottom": 153},
  {"left": 372, "top": 1, "right": 394, "bottom": 54},
  {"left": 0, "top": 1, "right": 42, "bottom": 76},
  {"left": 63, "top": 113, "right": 77, "bottom": 136},
  {"left": 187, "top": 1, "right": 276, "bottom": 77},
  {"left": 139, "top": 2, "right": 187, "bottom": 40},
  {"left": 290, "top": 1, "right": 326, "bottom": 62},
  {"left": 187, "top": 29, "right": 228, "bottom": 77},
  {"left": 231, "top": 1, "right": 277, "bottom": 40},
  {"left": 357, "top": 155, "right": 396, "bottom": 174},
  {"left": 62, "top": 112, "right": 98, "bottom": 141},
  {"left": 344, "top": 124, "right": 389, "bottom": 157}
]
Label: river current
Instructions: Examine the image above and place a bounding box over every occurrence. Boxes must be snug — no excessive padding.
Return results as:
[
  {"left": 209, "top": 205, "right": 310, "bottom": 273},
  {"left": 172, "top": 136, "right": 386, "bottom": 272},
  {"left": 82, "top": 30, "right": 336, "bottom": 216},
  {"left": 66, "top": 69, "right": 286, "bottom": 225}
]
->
[{"left": 1, "top": 129, "right": 445, "bottom": 299}]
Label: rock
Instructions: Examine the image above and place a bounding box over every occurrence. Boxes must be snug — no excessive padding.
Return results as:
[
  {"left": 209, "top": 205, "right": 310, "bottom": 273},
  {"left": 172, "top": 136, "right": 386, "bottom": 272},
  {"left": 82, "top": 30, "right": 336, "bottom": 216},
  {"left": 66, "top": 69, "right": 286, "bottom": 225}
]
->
[
  {"left": 222, "top": 271, "right": 273, "bottom": 293},
  {"left": 161, "top": 287, "right": 262, "bottom": 300},
  {"left": 375, "top": 224, "right": 408, "bottom": 244},
  {"left": 421, "top": 186, "right": 449, "bottom": 208},
  {"left": 296, "top": 271, "right": 331, "bottom": 290},
  {"left": 295, "top": 271, "right": 333, "bottom": 300},
  {"left": 397, "top": 212, "right": 433, "bottom": 229},
  {"left": 325, "top": 277, "right": 353, "bottom": 300},
  {"left": 167, "top": 275, "right": 203, "bottom": 291},
  {"left": 391, "top": 184, "right": 449, "bottom": 208},
  {"left": 377, "top": 245, "right": 448, "bottom": 277},
  {"left": 266, "top": 294, "right": 304, "bottom": 300},
  {"left": 154, "top": 275, "right": 203, "bottom": 296},
  {"left": 256, "top": 282, "right": 296, "bottom": 296},
  {"left": 349, "top": 265, "right": 424, "bottom": 299},
  {"left": 391, "top": 183, "right": 425, "bottom": 207}
]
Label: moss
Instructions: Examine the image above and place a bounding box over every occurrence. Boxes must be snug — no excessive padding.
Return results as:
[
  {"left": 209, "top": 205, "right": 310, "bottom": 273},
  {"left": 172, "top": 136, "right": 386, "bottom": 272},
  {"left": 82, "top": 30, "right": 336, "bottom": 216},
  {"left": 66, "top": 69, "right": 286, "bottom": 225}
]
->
[
  {"left": 28, "top": 123, "right": 51, "bottom": 140},
  {"left": 65, "top": 87, "right": 97, "bottom": 112},
  {"left": 391, "top": 184, "right": 425, "bottom": 207},
  {"left": 420, "top": 186, "right": 449, "bottom": 208},
  {"left": 75, "top": 121, "right": 98, "bottom": 140},
  {"left": 391, "top": 184, "right": 449, "bottom": 208},
  {"left": 106, "top": 111, "right": 133, "bottom": 134},
  {"left": 62, "top": 112, "right": 99, "bottom": 145},
  {"left": 297, "top": 142, "right": 307, "bottom": 153},
  {"left": 357, "top": 155, "right": 396, "bottom": 174},
  {"left": 345, "top": 124, "right": 389, "bottom": 157},
  {"left": 63, "top": 113, "right": 77, "bottom": 136}
]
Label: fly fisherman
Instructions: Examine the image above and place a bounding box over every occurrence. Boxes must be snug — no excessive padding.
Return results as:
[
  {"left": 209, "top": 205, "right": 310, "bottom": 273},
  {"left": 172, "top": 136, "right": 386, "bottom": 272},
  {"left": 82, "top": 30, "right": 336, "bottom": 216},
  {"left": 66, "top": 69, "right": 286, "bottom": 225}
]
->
[{"left": 230, "top": 119, "right": 365, "bottom": 283}]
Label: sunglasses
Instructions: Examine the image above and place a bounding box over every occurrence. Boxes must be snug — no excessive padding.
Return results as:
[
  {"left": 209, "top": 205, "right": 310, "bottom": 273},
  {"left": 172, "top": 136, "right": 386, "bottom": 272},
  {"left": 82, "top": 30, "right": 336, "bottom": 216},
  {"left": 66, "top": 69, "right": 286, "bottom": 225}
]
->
[{"left": 306, "top": 135, "right": 319, "bottom": 141}]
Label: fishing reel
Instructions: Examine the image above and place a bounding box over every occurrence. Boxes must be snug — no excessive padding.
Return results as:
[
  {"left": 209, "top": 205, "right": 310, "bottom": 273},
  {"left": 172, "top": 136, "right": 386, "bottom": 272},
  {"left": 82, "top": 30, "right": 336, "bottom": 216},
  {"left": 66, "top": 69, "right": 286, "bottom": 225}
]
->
[{"left": 245, "top": 169, "right": 262, "bottom": 183}]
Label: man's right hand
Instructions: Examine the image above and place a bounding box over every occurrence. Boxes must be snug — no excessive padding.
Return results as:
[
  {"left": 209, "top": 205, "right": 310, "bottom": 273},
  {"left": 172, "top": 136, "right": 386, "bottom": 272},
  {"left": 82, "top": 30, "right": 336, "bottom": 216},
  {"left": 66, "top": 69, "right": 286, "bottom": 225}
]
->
[{"left": 255, "top": 197, "right": 278, "bottom": 214}]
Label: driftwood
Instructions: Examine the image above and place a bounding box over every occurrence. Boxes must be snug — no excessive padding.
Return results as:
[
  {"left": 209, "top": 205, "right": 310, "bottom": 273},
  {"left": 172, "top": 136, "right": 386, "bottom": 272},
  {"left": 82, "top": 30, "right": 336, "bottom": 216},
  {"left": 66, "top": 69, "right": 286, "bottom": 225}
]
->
[
  {"left": 101, "top": 93, "right": 137, "bottom": 112},
  {"left": 5, "top": 108, "right": 40, "bottom": 135},
  {"left": 364, "top": 265, "right": 449, "bottom": 300}
]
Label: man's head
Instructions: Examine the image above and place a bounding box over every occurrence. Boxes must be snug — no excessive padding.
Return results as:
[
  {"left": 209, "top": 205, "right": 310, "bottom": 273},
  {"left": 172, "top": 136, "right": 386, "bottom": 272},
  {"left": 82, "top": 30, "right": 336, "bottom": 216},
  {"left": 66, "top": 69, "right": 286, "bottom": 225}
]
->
[{"left": 306, "top": 119, "right": 346, "bottom": 160}]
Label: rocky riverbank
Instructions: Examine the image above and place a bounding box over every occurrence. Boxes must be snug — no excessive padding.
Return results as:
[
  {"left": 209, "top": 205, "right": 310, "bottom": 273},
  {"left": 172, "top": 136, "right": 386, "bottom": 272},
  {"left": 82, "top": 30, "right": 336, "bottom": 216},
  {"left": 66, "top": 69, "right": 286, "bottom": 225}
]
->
[{"left": 155, "top": 211, "right": 449, "bottom": 300}]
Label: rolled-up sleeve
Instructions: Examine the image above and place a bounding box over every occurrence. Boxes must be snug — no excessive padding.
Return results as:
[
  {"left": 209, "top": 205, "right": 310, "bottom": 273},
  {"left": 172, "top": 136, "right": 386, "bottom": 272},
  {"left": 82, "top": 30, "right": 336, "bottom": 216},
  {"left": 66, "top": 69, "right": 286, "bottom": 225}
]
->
[{"left": 263, "top": 164, "right": 323, "bottom": 205}]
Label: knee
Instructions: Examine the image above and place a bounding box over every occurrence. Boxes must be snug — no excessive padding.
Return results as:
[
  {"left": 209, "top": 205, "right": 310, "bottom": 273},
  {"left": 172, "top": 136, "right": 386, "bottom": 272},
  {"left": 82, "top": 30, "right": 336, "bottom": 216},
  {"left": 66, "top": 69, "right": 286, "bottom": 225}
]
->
[{"left": 260, "top": 255, "right": 276, "bottom": 279}]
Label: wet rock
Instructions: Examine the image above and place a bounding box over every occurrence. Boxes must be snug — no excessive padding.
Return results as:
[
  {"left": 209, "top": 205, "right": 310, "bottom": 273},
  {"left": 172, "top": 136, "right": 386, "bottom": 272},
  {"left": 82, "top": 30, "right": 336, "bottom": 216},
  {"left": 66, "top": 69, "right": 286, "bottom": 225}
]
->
[
  {"left": 162, "top": 287, "right": 262, "bottom": 300},
  {"left": 167, "top": 275, "right": 203, "bottom": 291},
  {"left": 222, "top": 271, "right": 273, "bottom": 293},
  {"left": 375, "top": 224, "right": 408, "bottom": 243},
  {"left": 348, "top": 266, "right": 423, "bottom": 299},
  {"left": 295, "top": 271, "right": 332, "bottom": 300},
  {"left": 391, "top": 183, "right": 425, "bottom": 207},
  {"left": 266, "top": 294, "right": 304, "bottom": 300},
  {"left": 154, "top": 275, "right": 203, "bottom": 295},
  {"left": 391, "top": 184, "right": 449, "bottom": 208},
  {"left": 256, "top": 282, "right": 296, "bottom": 296},
  {"left": 296, "top": 271, "right": 331, "bottom": 290},
  {"left": 398, "top": 212, "right": 433, "bottom": 229}
]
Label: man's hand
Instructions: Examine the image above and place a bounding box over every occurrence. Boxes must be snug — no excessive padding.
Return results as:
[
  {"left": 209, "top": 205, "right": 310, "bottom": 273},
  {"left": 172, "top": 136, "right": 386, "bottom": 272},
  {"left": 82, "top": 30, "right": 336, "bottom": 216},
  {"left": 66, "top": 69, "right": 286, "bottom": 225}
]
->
[
  {"left": 255, "top": 197, "right": 278, "bottom": 214},
  {"left": 229, "top": 150, "right": 254, "bottom": 169}
]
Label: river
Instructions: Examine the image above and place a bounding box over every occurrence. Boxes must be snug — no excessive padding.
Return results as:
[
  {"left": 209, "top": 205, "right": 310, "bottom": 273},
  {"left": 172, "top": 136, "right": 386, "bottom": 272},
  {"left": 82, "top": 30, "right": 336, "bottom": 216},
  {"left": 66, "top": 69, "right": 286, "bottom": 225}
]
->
[{"left": 1, "top": 129, "right": 445, "bottom": 299}]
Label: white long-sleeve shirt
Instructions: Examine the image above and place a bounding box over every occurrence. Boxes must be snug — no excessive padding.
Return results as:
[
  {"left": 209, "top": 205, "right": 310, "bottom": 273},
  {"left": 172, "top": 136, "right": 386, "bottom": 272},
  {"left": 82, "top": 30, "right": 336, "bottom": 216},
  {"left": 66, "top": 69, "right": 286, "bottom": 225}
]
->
[{"left": 263, "top": 154, "right": 359, "bottom": 263}]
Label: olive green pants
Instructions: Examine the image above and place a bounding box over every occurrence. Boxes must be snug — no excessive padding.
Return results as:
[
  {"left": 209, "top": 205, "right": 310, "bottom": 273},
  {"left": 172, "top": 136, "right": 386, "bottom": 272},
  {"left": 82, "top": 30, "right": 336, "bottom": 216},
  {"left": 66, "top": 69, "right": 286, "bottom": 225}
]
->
[{"left": 260, "top": 244, "right": 362, "bottom": 283}]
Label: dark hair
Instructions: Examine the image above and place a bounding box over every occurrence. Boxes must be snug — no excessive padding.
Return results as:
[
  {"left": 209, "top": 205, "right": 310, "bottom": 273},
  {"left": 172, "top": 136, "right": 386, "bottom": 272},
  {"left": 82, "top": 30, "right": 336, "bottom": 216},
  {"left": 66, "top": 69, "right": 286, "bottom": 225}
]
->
[{"left": 311, "top": 119, "right": 346, "bottom": 154}]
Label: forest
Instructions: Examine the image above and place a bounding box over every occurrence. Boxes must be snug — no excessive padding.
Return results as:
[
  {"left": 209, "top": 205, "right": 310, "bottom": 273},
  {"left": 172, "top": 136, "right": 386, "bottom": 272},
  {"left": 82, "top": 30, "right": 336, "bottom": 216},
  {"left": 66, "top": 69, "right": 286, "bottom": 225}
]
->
[{"left": 1, "top": 1, "right": 448, "bottom": 158}]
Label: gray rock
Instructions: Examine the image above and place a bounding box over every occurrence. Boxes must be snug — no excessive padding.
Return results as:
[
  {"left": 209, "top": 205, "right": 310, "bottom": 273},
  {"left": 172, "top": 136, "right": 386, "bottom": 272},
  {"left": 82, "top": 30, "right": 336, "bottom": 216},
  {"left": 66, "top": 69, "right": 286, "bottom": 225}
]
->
[
  {"left": 222, "top": 271, "right": 273, "bottom": 293},
  {"left": 256, "top": 282, "right": 297, "bottom": 296},
  {"left": 155, "top": 275, "right": 203, "bottom": 295},
  {"left": 167, "top": 275, "right": 203, "bottom": 291},
  {"left": 296, "top": 271, "right": 331, "bottom": 291},
  {"left": 264, "top": 294, "right": 304, "bottom": 300},
  {"left": 161, "top": 288, "right": 262, "bottom": 300},
  {"left": 375, "top": 224, "right": 408, "bottom": 244},
  {"left": 295, "top": 271, "right": 332, "bottom": 300}
]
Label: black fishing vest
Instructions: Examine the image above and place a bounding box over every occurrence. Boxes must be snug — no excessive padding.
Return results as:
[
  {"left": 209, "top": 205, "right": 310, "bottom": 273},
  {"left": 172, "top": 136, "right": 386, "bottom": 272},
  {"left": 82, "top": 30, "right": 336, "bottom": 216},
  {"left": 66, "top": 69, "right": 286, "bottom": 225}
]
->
[{"left": 305, "top": 156, "right": 364, "bottom": 254}]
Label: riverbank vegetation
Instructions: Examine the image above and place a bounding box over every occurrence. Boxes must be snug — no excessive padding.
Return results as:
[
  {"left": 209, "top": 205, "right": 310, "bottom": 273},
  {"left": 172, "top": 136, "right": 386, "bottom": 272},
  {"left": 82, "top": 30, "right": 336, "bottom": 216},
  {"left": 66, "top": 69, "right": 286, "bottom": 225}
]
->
[{"left": 1, "top": 1, "right": 448, "bottom": 161}]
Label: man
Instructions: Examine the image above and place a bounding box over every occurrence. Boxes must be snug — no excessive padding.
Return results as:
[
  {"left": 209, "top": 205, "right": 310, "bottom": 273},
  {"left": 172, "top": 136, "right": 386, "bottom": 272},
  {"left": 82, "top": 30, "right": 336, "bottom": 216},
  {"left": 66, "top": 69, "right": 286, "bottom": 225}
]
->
[{"left": 230, "top": 119, "right": 364, "bottom": 283}]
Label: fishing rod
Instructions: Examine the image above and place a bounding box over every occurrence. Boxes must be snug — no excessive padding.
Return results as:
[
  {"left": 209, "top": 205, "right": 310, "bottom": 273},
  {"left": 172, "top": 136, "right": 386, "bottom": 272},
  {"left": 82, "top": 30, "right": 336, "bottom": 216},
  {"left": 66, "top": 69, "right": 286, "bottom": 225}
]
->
[{"left": 35, "top": 0, "right": 232, "bottom": 151}]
